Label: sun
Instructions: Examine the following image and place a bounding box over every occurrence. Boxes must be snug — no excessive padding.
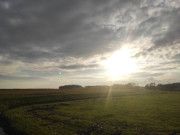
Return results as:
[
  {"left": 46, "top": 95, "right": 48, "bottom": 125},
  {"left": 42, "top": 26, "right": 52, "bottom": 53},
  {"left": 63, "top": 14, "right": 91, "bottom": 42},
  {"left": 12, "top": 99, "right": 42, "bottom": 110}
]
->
[{"left": 104, "top": 48, "right": 137, "bottom": 80}]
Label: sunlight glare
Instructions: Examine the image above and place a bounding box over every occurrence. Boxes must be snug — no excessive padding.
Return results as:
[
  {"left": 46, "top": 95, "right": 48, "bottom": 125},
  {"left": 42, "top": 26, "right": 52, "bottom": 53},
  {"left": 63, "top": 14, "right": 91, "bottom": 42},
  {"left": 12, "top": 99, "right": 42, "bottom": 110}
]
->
[{"left": 104, "top": 48, "right": 137, "bottom": 80}]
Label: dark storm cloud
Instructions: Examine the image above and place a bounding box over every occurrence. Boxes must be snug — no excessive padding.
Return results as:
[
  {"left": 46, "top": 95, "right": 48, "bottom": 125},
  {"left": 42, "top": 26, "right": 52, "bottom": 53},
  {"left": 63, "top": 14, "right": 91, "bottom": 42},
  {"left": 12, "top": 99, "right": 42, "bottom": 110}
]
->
[
  {"left": 1, "top": 0, "right": 178, "bottom": 62},
  {"left": 0, "top": 0, "right": 179, "bottom": 74},
  {"left": 1, "top": 0, "right": 137, "bottom": 62}
]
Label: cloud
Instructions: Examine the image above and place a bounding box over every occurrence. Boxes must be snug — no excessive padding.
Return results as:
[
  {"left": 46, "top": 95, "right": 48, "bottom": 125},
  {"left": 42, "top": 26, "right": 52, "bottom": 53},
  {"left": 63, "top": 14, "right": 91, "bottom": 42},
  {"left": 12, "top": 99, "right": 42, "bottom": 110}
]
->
[
  {"left": 160, "top": 60, "right": 180, "bottom": 65},
  {"left": 0, "top": 0, "right": 179, "bottom": 87},
  {"left": 172, "top": 53, "right": 180, "bottom": 60},
  {"left": 59, "top": 64, "right": 100, "bottom": 70},
  {"left": 1, "top": 0, "right": 179, "bottom": 62},
  {"left": 0, "top": 0, "right": 121, "bottom": 63},
  {"left": 133, "top": 7, "right": 180, "bottom": 57},
  {"left": 131, "top": 72, "right": 165, "bottom": 78},
  {"left": 151, "top": 8, "right": 180, "bottom": 50},
  {"left": 0, "top": 1, "right": 10, "bottom": 9},
  {"left": 141, "top": 65, "right": 177, "bottom": 71},
  {"left": 0, "top": 0, "right": 149, "bottom": 63},
  {"left": 0, "top": 74, "right": 43, "bottom": 81}
]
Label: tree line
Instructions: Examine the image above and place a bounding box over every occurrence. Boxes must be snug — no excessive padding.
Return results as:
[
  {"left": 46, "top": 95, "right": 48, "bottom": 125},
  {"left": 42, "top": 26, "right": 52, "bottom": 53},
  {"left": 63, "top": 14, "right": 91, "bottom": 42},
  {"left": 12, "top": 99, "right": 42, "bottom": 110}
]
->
[
  {"left": 59, "top": 83, "right": 180, "bottom": 91},
  {"left": 145, "top": 83, "right": 180, "bottom": 91},
  {"left": 59, "top": 83, "right": 142, "bottom": 90}
]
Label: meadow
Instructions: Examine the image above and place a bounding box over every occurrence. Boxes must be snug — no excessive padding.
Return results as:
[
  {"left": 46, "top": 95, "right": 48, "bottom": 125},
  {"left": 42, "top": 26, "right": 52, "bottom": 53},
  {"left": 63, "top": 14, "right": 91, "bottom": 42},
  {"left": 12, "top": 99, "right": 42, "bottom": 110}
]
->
[{"left": 0, "top": 88, "right": 179, "bottom": 135}]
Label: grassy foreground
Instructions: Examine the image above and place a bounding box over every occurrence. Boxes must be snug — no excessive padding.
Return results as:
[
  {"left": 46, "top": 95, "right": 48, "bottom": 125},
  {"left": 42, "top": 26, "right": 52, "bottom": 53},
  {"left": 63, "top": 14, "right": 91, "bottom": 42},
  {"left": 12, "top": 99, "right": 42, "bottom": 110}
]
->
[{"left": 0, "top": 89, "right": 180, "bottom": 135}]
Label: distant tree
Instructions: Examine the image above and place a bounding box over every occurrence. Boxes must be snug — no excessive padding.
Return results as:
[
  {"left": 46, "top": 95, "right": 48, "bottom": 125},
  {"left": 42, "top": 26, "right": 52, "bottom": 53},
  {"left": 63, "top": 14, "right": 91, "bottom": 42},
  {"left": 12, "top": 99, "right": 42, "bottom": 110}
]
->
[
  {"left": 112, "top": 83, "right": 138, "bottom": 89},
  {"left": 157, "top": 84, "right": 163, "bottom": 90},
  {"left": 59, "top": 85, "right": 83, "bottom": 89},
  {"left": 149, "top": 83, "right": 156, "bottom": 90},
  {"left": 145, "top": 84, "right": 150, "bottom": 90},
  {"left": 126, "top": 83, "right": 136, "bottom": 88},
  {"left": 112, "top": 84, "right": 124, "bottom": 89},
  {"left": 145, "top": 83, "right": 180, "bottom": 91},
  {"left": 145, "top": 83, "right": 156, "bottom": 90}
]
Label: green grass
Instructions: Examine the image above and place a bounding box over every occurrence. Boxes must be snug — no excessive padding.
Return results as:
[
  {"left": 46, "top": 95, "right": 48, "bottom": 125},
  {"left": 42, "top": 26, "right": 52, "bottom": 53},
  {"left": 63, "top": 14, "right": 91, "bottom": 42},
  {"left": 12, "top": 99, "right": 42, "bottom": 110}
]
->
[{"left": 1, "top": 89, "right": 179, "bottom": 135}]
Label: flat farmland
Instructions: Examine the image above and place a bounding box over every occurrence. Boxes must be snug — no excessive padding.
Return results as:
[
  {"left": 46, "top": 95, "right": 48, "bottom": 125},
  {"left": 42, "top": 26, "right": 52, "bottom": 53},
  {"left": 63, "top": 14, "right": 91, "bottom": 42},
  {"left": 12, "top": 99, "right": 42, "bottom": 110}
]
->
[{"left": 0, "top": 89, "right": 179, "bottom": 135}]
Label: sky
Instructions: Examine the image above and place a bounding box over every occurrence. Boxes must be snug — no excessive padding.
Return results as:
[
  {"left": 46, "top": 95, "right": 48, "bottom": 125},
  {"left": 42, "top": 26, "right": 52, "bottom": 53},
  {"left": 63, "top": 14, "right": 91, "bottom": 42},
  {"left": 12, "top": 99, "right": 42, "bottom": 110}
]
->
[{"left": 0, "top": 0, "right": 180, "bottom": 88}]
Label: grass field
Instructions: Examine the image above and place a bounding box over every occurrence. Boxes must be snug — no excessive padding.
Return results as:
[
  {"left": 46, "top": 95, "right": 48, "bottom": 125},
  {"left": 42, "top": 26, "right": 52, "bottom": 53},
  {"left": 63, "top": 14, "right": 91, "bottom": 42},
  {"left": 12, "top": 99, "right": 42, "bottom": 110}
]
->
[{"left": 0, "top": 88, "right": 180, "bottom": 135}]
